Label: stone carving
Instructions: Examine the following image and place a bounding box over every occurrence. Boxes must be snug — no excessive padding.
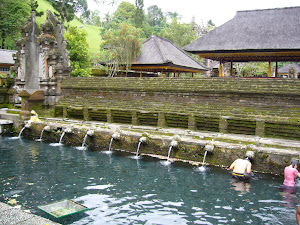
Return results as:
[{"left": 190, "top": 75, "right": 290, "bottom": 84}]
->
[{"left": 12, "top": 10, "right": 72, "bottom": 108}]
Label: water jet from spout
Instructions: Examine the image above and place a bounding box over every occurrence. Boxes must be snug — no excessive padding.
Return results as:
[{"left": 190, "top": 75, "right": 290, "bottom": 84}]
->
[
  {"left": 198, "top": 151, "right": 208, "bottom": 172},
  {"left": 50, "top": 130, "right": 66, "bottom": 147},
  {"left": 17, "top": 126, "right": 26, "bottom": 139},
  {"left": 103, "top": 137, "right": 114, "bottom": 155},
  {"left": 35, "top": 126, "right": 47, "bottom": 142},
  {"left": 76, "top": 133, "right": 88, "bottom": 151}
]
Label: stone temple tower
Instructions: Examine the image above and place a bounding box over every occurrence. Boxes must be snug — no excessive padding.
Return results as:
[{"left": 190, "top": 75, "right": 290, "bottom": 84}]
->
[{"left": 12, "top": 10, "right": 72, "bottom": 110}]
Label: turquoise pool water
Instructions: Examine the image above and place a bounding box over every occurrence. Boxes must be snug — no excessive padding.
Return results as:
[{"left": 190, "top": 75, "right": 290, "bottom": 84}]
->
[{"left": 0, "top": 136, "right": 299, "bottom": 224}]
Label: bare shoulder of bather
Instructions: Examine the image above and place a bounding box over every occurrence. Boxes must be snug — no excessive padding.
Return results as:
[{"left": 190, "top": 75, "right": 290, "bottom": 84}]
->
[{"left": 230, "top": 159, "right": 251, "bottom": 174}]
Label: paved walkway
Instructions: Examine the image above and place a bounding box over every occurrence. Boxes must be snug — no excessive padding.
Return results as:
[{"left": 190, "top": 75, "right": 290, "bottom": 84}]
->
[{"left": 0, "top": 202, "right": 59, "bottom": 225}]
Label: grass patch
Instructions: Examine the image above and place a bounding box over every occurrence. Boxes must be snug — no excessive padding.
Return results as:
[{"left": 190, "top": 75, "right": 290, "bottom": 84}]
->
[{"left": 36, "top": 0, "right": 102, "bottom": 54}]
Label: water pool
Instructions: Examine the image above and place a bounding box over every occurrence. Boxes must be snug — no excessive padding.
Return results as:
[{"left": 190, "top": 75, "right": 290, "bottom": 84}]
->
[{"left": 0, "top": 136, "right": 299, "bottom": 224}]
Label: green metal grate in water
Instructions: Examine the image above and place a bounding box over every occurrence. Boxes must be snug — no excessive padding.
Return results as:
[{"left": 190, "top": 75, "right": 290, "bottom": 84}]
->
[{"left": 38, "top": 199, "right": 88, "bottom": 218}]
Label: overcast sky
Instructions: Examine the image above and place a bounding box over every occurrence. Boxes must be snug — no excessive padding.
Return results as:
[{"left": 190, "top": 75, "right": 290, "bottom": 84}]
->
[{"left": 88, "top": 0, "right": 299, "bottom": 26}]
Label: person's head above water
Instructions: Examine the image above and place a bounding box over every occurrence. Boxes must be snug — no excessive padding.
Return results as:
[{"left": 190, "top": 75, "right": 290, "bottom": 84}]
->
[{"left": 292, "top": 160, "right": 299, "bottom": 168}]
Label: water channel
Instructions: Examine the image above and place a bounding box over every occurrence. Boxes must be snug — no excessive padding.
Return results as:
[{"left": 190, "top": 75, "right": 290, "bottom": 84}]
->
[{"left": 0, "top": 136, "right": 298, "bottom": 224}]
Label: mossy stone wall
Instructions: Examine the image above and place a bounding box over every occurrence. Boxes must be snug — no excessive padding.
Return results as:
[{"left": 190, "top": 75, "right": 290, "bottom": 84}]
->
[
  {"left": 0, "top": 78, "right": 15, "bottom": 108},
  {"left": 55, "top": 77, "right": 300, "bottom": 140},
  {"left": 22, "top": 122, "right": 299, "bottom": 175}
]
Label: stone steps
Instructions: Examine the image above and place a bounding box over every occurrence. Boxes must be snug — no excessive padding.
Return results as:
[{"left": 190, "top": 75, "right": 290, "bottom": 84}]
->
[
  {"left": 62, "top": 77, "right": 300, "bottom": 95},
  {"left": 57, "top": 97, "right": 300, "bottom": 121}
]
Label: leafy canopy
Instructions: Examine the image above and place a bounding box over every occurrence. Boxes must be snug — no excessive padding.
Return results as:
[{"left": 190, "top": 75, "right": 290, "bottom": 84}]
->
[
  {"left": 0, "top": 0, "right": 31, "bottom": 49},
  {"left": 135, "top": 0, "right": 144, "bottom": 28},
  {"left": 113, "top": 1, "right": 136, "bottom": 24},
  {"left": 160, "top": 18, "right": 197, "bottom": 48},
  {"left": 103, "top": 22, "right": 143, "bottom": 76},
  {"left": 64, "top": 26, "right": 91, "bottom": 77}
]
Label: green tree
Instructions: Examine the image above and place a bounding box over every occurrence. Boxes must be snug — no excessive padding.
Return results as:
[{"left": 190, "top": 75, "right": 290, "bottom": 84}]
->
[
  {"left": 48, "top": 0, "right": 88, "bottom": 31},
  {"left": 146, "top": 5, "right": 164, "bottom": 27},
  {"left": 166, "top": 11, "right": 181, "bottom": 21},
  {"left": 237, "top": 62, "right": 269, "bottom": 77},
  {"left": 0, "top": 0, "right": 31, "bottom": 49},
  {"left": 160, "top": 19, "right": 197, "bottom": 48},
  {"left": 113, "top": 1, "right": 136, "bottom": 24},
  {"left": 30, "top": 0, "right": 44, "bottom": 17},
  {"left": 192, "top": 18, "right": 216, "bottom": 37},
  {"left": 289, "top": 66, "right": 296, "bottom": 79},
  {"left": 135, "top": 0, "right": 144, "bottom": 28},
  {"left": 65, "top": 26, "right": 91, "bottom": 77},
  {"left": 145, "top": 5, "right": 166, "bottom": 35},
  {"left": 102, "top": 22, "right": 143, "bottom": 76},
  {"left": 142, "top": 21, "right": 154, "bottom": 37},
  {"left": 80, "top": 10, "right": 102, "bottom": 26}
]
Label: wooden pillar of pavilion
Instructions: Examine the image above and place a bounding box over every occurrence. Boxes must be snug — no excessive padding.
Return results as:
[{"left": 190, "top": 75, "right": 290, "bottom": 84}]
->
[
  {"left": 161, "top": 69, "right": 163, "bottom": 78},
  {"left": 275, "top": 61, "right": 278, "bottom": 77},
  {"left": 268, "top": 60, "right": 271, "bottom": 77},
  {"left": 230, "top": 62, "right": 233, "bottom": 77},
  {"left": 140, "top": 71, "right": 142, "bottom": 78},
  {"left": 219, "top": 60, "right": 223, "bottom": 77}
]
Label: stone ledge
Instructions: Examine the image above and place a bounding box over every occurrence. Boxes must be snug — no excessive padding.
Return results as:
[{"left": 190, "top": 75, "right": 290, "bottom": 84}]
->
[{"left": 0, "top": 202, "right": 60, "bottom": 225}]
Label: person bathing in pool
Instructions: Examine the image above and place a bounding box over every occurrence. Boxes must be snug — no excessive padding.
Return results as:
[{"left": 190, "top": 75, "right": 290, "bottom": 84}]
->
[
  {"left": 283, "top": 160, "right": 300, "bottom": 188},
  {"left": 228, "top": 157, "right": 252, "bottom": 182}
]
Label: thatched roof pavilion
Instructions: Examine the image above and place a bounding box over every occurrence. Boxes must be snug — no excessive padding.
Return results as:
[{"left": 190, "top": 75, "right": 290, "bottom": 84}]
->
[
  {"left": 183, "top": 7, "right": 300, "bottom": 77},
  {"left": 131, "top": 35, "right": 207, "bottom": 77},
  {"left": 278, "top": 62, "right": 300, "bottom": 78}
]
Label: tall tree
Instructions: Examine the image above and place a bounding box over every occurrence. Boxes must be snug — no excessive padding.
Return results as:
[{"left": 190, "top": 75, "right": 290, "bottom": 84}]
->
[
  {"left": 146, "top": 5, "right": 164, "bottom": 27},
  {"left": 160, "top": 19, "right": 197, "bottom": 48},
  {"left": 65, "top": 26, "right": 91, "bottom": 77},
  {"left": 113, "top": 1, "right": 136, "bottom": 24},
  {"left": 0, "top": 0, "right": 31, "bottom": 49},
  {"left": 166, "top": 11, "right": 181, "bottom": 21},
  {"left": 135, "top": 0, "right": 144, "bottom": 28},
  {"left": 102, "top": 22, "right": 143, "bottom": 76},
  {"left": 193, "top": 19, "right": 216, "bottom": 37},
  {"left": 48, "top": 0, "right": 88, "bottom": 31},
  {"left": 80, "top": 10, "right": 102, "bottom": 26},
  {"left": 30, "top": 0, "right": 44, "bottom": 17}
]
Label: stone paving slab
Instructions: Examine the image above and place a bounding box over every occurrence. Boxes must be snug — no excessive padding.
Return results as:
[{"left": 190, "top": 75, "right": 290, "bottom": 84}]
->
[{"left": 0, "top": 202, "right": 59, "bottom": 225}]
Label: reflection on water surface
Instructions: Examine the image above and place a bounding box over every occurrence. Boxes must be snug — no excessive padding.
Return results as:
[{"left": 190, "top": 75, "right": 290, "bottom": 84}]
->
[{"left": 0, "top": 137, "right": 298, "bottom": 224}]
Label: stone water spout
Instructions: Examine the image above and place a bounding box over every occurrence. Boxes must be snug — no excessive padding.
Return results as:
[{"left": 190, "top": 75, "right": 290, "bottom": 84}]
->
[
  {"left": 165, "top": 135, "right": 181, "bottom": 163},
  {"left": 77, "top": 130, "right": 94, "bottom": 150},
  {"left": 204, "top": 144, "right": 214, "bottom": 153},
  {"left": 246, "top": 151, "right": 255, "bottom": 160},
  {"left": 36, "top": 125, "right": 50, "bottom": 142},
  {"left": 44, "top": 125, "right": 51, "bottom": 132},
  {"left": 167, "top": 140, "right": 179, "bottom": 162},
  {"left": 204, "top": 134, "right": 217, "bottom": 153},
  {"left": 59, "top": 128, "right": 72, "bottom": 144},
  {"left": 87, "top": 130, "right": 94, "bottom": 137},
  {"left": 135, "top": 136, "right": 147, "bottom": 158},
  {"left": 105, "top": 130, "right": 121, "bottom": 154},
  {"left": 112, "top": 131, "right": 121, "bottom": 140},
  {"left": 17, "top": 122, "right": 32, "bottom": 138}
]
